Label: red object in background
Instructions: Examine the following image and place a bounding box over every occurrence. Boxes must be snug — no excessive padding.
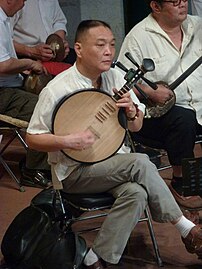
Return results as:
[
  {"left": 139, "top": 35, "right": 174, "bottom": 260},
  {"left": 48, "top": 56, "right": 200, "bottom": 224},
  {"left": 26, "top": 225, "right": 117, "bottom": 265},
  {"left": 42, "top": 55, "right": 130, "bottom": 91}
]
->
[{"left": 42, "top": 61, "right": 72, "bottom": 76}]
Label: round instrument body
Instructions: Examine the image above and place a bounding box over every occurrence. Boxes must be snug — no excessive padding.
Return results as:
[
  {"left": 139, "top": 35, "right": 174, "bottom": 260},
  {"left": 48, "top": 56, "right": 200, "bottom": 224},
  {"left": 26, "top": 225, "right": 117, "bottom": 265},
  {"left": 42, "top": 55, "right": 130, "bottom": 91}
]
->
[
  {"left": 52, "top": 89, "right": 126, "bottom": 163},
  {"left": 145, "top": 90, "right": 176, "bottom": 118}
]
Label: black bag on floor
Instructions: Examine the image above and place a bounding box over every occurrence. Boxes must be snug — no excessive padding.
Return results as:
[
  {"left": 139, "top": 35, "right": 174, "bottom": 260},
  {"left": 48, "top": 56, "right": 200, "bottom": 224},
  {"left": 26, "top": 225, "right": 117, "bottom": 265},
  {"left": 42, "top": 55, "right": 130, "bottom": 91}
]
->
[
  {"left": 30, "top": 187, "right": 72, "bottom": 220},
  {"left": 1, "top": 205, "right": 87, "bottom": 269}
]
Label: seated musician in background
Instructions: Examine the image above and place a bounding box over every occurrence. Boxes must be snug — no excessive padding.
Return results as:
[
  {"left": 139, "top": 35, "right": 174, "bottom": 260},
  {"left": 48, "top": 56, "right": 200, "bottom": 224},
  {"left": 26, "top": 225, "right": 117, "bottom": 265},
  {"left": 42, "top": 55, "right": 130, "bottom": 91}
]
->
[
  {"left": 0, "top": 0, "right": 51, "bottom": 188},
  {"left": 11, "top": 0, "right": 76, "bottom": 75},
  {"left": 117, "top": 0, "right": 202, "bottom": 209},
  {"left": 26, "top": 19, "right": 202, "bottom": 269}
]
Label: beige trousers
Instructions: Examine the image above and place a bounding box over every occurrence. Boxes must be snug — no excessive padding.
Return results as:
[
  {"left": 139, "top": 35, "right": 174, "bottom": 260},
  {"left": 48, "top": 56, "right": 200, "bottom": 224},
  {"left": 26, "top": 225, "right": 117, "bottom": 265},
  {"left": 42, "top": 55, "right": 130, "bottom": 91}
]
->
[{"left": 62, "top": 153, "right": 182, "bottom": 264}]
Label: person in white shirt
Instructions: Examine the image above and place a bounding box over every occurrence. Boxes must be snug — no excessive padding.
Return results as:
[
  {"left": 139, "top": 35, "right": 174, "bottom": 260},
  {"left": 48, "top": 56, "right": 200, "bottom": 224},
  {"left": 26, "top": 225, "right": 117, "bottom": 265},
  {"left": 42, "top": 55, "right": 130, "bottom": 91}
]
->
[
  {"left": 117, "top": 0, "right": 202, "bottom": 209},
  {"left": 0, "top": 0, "right": 51, "bottom": 188},
  {"left": 11, "top": 0, "right": 76, "bottom": 66},
  {"left": 191, "top": 0, "right": 202, "bottom": 16},
  {"left": 26, "top": 19, "right": 202, "bottom": 269}
]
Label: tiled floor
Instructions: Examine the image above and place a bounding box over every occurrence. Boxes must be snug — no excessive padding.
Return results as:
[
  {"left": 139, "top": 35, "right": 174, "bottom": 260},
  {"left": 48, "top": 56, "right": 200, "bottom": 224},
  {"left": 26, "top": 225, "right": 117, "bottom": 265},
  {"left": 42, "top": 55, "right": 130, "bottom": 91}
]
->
[{"left": 0, "top": 132, "right": 202, "bottom": 268}]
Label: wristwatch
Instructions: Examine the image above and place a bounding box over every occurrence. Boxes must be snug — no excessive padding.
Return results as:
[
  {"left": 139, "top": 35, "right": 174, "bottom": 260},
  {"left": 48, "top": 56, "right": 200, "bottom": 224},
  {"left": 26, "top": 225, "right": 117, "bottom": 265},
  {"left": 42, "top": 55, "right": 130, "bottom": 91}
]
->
[
  {"left": 127, "top": 104, "right": 139, "bottom": 122},
  {"left": 127, "top": 114, "right": 138, "bottom": 122}
]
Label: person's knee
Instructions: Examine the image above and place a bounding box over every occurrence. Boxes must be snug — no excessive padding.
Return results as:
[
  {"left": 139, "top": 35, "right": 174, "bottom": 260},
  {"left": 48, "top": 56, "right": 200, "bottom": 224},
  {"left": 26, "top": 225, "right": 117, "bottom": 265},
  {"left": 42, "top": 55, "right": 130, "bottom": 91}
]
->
[
  {"left": 134, "top": 153, "right": 155, "bottom": 170},
  {"left": 119, "top": 183, "right": 148, "bottom": 205}
]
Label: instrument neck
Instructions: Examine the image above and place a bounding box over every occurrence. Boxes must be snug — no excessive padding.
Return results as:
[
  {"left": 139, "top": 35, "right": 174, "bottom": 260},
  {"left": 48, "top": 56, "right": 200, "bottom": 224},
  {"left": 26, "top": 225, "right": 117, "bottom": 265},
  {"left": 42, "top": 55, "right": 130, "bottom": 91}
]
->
[
  {"left": 112, "top": 82, "right": 133, "bottom": 102},
  {"left": 169, "top": 56, "right": 202, "bottom": 91}
]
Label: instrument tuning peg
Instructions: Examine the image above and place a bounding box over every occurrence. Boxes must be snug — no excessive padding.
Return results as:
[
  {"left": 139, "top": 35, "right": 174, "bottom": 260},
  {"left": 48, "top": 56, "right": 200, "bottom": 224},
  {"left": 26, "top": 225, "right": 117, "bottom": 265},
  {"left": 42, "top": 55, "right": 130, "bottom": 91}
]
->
[
  {"left": 141, "top": 58, "right": 158, "bottom": 90},
  {"left": 142, "top": 58, "right": 155, "bottom": 73},
  {"left": 115, "top": 61, "right": 129, "bottom": 73},
  {"left": 125, "top": 52, "right": 139, "bottom": 69}
]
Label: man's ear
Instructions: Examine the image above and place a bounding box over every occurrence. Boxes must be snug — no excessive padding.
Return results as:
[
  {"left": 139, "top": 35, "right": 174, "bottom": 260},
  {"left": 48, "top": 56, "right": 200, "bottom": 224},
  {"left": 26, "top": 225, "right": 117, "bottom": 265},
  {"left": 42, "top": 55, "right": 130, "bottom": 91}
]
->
[
  {"left": 74, "top": 42, "right": 82, "bottom": 58},
  {"left": 150, "top": 1, "right": 162, "bottom": 13}
]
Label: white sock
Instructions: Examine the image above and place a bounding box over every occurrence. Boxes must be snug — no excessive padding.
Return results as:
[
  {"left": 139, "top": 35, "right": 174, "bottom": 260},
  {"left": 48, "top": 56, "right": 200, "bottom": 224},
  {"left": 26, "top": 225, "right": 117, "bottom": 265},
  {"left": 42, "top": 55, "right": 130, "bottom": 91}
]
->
[
  {"left": 174, "top": 216, "right": 195, "bottom": 238},
  {"left": 83, "top": 248, "right": 99, "bottom": 266}
]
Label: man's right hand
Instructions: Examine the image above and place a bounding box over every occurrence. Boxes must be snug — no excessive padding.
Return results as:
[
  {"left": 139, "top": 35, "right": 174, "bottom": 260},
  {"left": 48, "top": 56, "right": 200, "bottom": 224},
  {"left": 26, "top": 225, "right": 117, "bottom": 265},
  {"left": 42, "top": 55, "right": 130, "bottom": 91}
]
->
[{"left": 64, "top": 129, "right": 96, "bottom": 151}]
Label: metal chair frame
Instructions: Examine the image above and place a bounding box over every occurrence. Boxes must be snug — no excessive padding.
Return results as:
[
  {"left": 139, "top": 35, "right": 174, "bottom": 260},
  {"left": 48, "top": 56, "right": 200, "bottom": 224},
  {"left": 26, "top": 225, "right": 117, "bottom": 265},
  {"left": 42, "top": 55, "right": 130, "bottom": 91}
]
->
[{"left": 0, "top": 114, "right": 28, "bottom": 192}]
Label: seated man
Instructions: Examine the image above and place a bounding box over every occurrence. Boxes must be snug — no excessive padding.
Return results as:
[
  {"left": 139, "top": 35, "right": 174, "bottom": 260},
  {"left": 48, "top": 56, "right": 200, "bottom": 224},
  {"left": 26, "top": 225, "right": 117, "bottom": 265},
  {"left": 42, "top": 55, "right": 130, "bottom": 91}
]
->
[
  {"left": 11, "top": 0, "right": 76, "bottom": 75},
  {"left": 26, "top": 19, "right": 202, "bottom": 268},
  {"left": 0, "top": 0, "right": 50, "bottom": 188},
  {"left": 117, "top": 0, "right": 202, "bottom": 208}
]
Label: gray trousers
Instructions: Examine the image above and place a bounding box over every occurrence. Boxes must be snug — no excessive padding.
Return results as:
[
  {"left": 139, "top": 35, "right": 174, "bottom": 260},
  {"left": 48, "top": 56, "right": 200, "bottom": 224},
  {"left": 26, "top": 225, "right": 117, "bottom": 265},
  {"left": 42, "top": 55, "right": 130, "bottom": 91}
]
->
[
  {"left": 63, "top": 153, "right": 182, "bottom": 264},
  {"left": 0, "top": 87, "right": 49, "bottom": 170}
]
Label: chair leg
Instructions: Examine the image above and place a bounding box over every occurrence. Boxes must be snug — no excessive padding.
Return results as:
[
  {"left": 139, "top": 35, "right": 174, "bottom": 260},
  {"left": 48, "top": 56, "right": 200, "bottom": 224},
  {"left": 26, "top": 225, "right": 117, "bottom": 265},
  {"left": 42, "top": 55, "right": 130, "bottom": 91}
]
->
[
  {"left": 15, "top": 129, "right": 28, "bottom": 150},
  {"left": 144, "top": 207, "right": 163, "bottom": 267},
  {"left": 0, "top": 155, "right": 25, "bottom": 192},
  {"left": 0, "top": 129, "right": 26, "bottom": 192},
  {"left": 0, "top": 131, "right": 17, "bottom": 155}
]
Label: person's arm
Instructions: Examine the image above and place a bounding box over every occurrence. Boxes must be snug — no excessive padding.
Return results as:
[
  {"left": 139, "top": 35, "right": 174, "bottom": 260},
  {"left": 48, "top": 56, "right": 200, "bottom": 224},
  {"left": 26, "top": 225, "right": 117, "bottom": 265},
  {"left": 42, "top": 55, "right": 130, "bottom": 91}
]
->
[
  {"left": 127, "top": 109, "right": 144, "bottom": 132},
  {"left": 26, "top": 129, "right": 96, "bottom": 152},
  {"left": 0, "top": 57, "right": 46, "bottom": 76},
  {"left": 13, "top": 41, "right": 53, "bottom": 62}
]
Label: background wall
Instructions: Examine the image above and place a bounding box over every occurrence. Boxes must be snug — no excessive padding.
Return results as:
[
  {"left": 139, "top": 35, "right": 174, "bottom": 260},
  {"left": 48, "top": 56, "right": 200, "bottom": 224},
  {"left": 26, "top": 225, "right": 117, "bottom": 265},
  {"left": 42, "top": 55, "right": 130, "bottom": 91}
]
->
[{"left": 59, "top": 0, "right": 125, "bottom": 57}]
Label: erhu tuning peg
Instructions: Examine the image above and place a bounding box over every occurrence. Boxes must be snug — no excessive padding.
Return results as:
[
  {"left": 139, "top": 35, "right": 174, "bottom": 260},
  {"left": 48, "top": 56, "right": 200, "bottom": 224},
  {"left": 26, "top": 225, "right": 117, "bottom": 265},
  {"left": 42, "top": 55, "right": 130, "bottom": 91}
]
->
[
  {"left": 125, "top": 52, "right": 158, "bottom": 90},
  {"left": 115, "top": 61, "right": 129, "bottom": 73},
  {"left": 125, "top": 52, "right": 139, "bottom": 69}
]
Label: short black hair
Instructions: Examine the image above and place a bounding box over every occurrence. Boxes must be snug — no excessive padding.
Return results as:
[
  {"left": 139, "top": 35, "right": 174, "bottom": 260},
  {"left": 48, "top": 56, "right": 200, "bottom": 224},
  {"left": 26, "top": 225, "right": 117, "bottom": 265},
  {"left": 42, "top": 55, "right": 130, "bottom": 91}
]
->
[{"left": 75, "top": 20, "right": 111, "bottom": 43}]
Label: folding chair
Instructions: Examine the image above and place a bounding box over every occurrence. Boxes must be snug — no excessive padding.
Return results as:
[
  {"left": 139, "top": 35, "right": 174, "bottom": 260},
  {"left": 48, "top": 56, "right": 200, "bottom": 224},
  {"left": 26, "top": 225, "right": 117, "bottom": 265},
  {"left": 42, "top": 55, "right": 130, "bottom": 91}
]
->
[
  {"left": 182, "top": 156, "right": 202, "bottom": 198},
  {"left": 31, "top": 165, "right": 163, "bottom": 267},
  {"left": 0, "top": 114, "right": 28, "bottom": 192}
]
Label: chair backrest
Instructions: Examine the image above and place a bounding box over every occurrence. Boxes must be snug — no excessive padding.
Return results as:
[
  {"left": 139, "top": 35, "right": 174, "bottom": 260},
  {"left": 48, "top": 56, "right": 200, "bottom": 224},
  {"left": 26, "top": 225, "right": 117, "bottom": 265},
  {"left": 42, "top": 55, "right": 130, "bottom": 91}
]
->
[{"left": 182, "top": 157, "right": 202, "bottom": 197}]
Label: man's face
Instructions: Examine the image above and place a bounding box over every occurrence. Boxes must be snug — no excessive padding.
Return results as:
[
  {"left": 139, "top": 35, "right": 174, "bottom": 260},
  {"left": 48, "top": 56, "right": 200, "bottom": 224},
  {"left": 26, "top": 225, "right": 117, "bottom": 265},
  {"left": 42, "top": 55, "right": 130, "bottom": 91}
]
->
[
  {"left": 76, "top": 26, "right": 116, "bottom": 75},
  {"left": 154, "top": 0, "right": 188, "bottom": 25}
]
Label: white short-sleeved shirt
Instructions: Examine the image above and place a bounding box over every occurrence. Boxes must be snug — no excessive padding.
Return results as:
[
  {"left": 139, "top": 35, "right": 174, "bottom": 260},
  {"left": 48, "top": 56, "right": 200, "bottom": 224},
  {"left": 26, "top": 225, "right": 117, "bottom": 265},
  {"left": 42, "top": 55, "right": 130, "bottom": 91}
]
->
[
  {"left": 27, "top": 64, "right": 145, "bottom": 181},
  {"left": 11, "top": 0, "right": 67, "bottom": 46},
  {"left": 0, "top": 8, "right": 23, "bottom": 87},
  {"left": 118, "top": 14, "right": 202, "bottom": 125}
]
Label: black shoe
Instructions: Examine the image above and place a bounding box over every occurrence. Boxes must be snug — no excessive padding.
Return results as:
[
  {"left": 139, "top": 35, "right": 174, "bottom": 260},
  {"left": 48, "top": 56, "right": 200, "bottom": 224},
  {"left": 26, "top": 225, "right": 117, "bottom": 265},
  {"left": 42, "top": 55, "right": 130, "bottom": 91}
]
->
[{"left": 21, "top": 167, "right": 52, "bottom": 189}]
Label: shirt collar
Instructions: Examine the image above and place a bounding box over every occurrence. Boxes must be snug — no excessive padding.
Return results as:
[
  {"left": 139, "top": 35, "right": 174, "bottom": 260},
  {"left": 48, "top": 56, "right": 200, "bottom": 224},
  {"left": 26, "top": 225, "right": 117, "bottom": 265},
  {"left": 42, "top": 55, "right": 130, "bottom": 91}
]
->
[
  {"left": 0, "top": 7, "right": 9, "bottom": 22},
  {"left": 74, "top": 63, "right": 105, "bottom": 89}
]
